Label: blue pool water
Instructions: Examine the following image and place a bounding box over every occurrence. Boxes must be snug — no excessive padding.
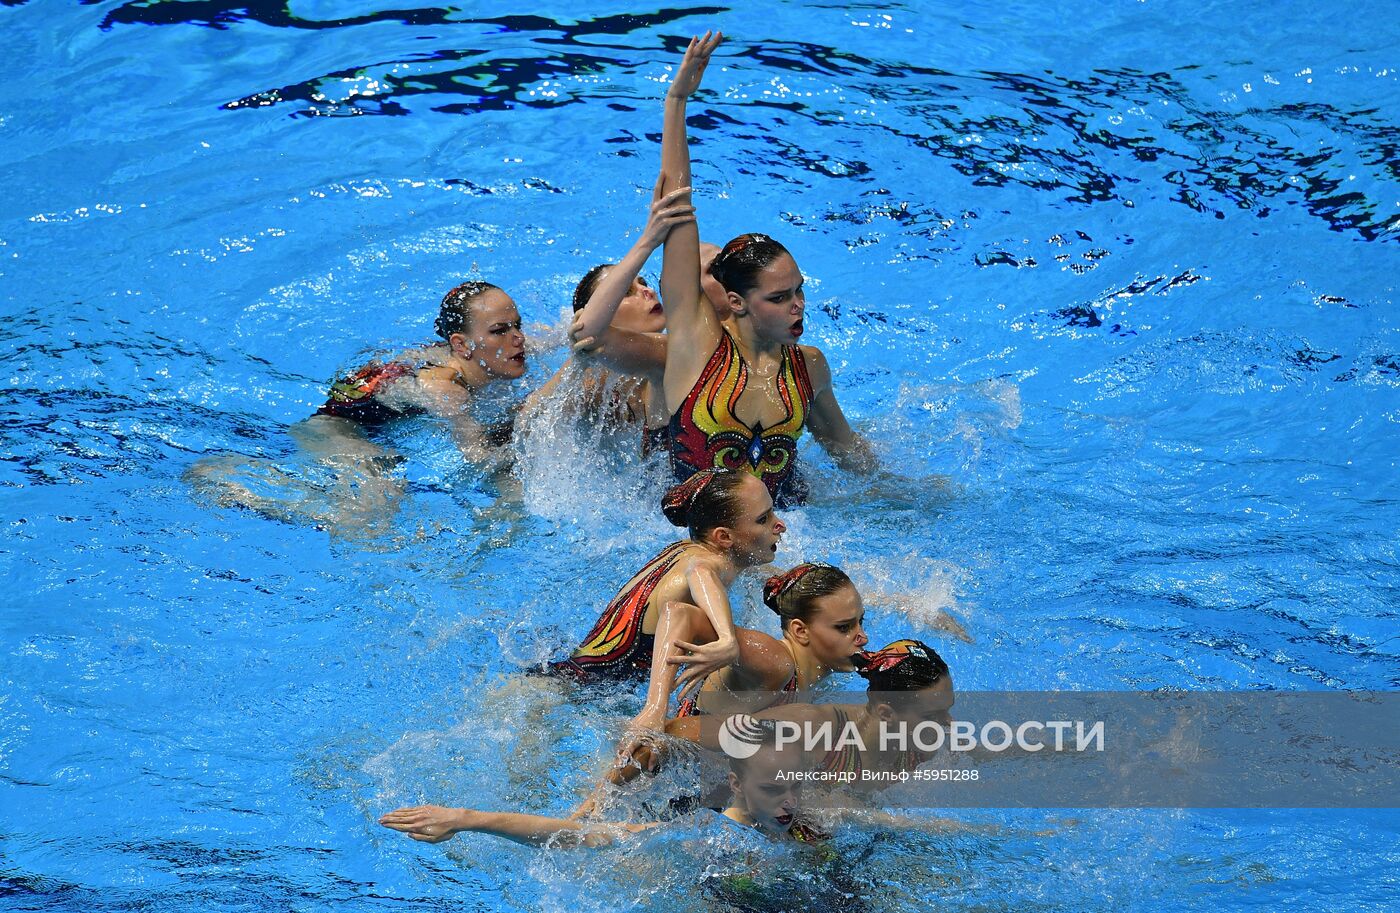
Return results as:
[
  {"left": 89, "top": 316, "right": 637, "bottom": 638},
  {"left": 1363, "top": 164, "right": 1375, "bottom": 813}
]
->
[{"left": 2, "top": 1, "right": 1397, "bottom": 910}]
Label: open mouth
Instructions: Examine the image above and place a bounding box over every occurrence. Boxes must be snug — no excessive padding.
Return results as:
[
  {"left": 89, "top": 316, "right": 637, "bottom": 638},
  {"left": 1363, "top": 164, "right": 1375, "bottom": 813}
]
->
[
  {"left": 774, "top": 813, "right": 793, "bottom": 827},
  {"left": 509, "top": 354, "right": 526, "bottom": 366},
  {"left": 650, "top": 302, "right": 664, "bottom": 314},
  {"left": 789, "top": 319, "right": 803, "bottom": 338}
]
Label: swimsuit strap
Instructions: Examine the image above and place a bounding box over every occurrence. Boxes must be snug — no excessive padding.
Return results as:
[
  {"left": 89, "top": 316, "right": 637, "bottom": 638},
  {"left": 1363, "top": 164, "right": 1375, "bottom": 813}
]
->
[{"left": 771, "top": 640, "right": 801, "bottom": 705}]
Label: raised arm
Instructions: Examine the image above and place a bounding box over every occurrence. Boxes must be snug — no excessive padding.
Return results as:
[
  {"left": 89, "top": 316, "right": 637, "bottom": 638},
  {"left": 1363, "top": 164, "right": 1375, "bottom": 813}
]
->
[
  {"left": 572, "top": 177, "right": 695, "bottom": 342},
  {"left": 659, "top": 33, "right": 724, "bottom": 391},
  {"left": 379, "top": 804, "right": 651, "bottom": 848}
]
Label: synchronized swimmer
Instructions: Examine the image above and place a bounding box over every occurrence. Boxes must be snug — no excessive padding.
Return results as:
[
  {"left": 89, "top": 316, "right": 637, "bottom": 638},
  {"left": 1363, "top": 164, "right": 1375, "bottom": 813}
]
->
[
  {"left": 549, "top": 468, "right": 781, "bottom": 682},
  {"left": 191, "top": 29, "right": 971, "bottom": 857}
]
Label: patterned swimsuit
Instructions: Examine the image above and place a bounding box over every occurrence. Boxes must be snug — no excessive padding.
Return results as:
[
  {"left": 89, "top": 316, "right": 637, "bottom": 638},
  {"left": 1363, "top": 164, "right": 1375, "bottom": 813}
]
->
[
  {"left": 817, "top": 707, "right": 925, "bottom": 777},
  {"left": 316, "top": 359, "right": 419, "bottom": 425},
  {"left": 551, "top": 542, "right": 690, "bottom": 682},
  {"left": 669, "top": 330, "right": 814, "bottom": 507}
]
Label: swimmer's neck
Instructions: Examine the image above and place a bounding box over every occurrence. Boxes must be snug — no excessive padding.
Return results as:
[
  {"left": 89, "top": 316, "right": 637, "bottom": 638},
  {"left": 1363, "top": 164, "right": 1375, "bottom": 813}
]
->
[
  {"left": 722, "top": 805, "right": 754, "bottom": 827},
  {"left": 690, "top": 539, "right": 743, "bottom": 586},
  {"left": 729, "top": 318, "right": 789, "bottom": 359},
  {"left": 850, "top": 705, "right": 896, "bottom": 767},
  {"left": 721, "top": 805, "right": 784, "bottom": 838},
  {"left": 434, "top": 345, "right": 497, "bottom": 391},
  {"left": 781, "top": 638, "right": 826, "bottom": 690}
]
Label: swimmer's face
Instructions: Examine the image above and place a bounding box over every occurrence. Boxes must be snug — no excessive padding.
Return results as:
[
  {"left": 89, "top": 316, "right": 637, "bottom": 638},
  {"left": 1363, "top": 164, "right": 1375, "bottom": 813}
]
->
[
  {"left": 883, "top": 675, "right": 956, "bottom": 734},
  {"left": 725, "top": 474, "right": 785, "bottom": 567},
  {"left": 791, "top": 584, "right": 869, "bottom": 672},
  {"left": 610, "top": 272, "right": 666, "bottom": 334},
  {"left": 731, "top": 254, "right": 805, "bottom": 343},
  {"left": 731, "top": 748, "right": 803, "bottom": 834},
  {"left": 461, "top": 289, "right": 527, "bottom": 379},
  {"left": 699, "top": 243, "right": 731, "bottom": 320}
]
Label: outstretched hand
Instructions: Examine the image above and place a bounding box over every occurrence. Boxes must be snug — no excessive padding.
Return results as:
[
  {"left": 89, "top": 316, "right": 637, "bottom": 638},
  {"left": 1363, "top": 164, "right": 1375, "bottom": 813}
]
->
[
  {"left": 668, "top": 636, "right": 739, "bottom": 698},
  {"left": 379, "top": 805, "right": 465, "bottom": 843},
  {"left": 667, "top": 31, "right": 723, "bottom": 100}
]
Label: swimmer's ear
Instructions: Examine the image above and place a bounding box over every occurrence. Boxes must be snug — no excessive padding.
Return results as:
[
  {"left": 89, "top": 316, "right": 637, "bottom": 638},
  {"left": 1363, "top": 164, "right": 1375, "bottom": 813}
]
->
[{"left": 448, "top": 332, "right": 473, "bottom": 357}]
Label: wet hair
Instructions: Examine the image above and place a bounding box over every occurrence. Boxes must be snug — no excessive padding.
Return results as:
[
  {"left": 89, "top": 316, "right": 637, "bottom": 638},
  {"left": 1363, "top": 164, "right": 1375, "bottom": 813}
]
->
[
  {"left": 852, "top": 639, "right": 949, "bottom": 693},
  {"left": 762, "top": 563, "right": 854, "bottom": 631},
  {"left": 707, "top": 233, "right": 792, "bottom": 298},
  {"left": 572, "top": 264, "right": 610, "bottom": 313},
  {"left": 435, "top": 281, "right": 501, "bottom": 339},
  {"left": 661, "top": 469, "right": 752, "bottom": 540}
]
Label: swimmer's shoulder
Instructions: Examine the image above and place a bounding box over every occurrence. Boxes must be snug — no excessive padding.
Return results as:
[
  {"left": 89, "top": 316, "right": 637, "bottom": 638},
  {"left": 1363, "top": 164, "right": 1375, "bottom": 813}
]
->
[
  {"left": 414, "top": 364, "right": 470, "bottom": 409},
  {"left": 673, "top": 539, "right": 724, "bottom": 572},
  {"left": 795, "top": 344, "right": 833, "bottom": 392}
]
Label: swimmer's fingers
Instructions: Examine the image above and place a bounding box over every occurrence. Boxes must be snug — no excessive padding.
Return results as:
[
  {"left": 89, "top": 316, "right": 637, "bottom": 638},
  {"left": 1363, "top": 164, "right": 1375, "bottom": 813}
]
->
[
  {"left": 664, "top": 639, "right": 705, "bottom": 666},
  {"left": 668, "top": 31, "right": 723, "bottom": 99},
  {"left": 379, "top": 804, "right": 461, "bottom": 843},
  {"left": 669, "top": 638, "right": 737, "bottom": 687},
  {"left": 676, "top": 674, "right": 705, "bottom": 704},
  {"left": 673, "top": 663, "right": 710, "bottom": 691},
  {"left": 571, "top": 335, "right": 603, "bottom": 357},
  {"left": 567, "top": 315, "right": 604, "bottom": 357},
  {"left": 654, "top": 186, "right": 693, "bottom": 207},
  {"left": 407, "top": 831, "right": 452, "bottom": 843},
  {"left": 660, "top": 205, "right": 696, "bottom": 225},
  {"left": 641, "top": 187, "right": 696, "bottom": 247},
  {"left": 379, "top": 805, "right": 428, "bottom": 826},
  {"left": 611, "top": 732, "right": 662, "bottom": 778}
]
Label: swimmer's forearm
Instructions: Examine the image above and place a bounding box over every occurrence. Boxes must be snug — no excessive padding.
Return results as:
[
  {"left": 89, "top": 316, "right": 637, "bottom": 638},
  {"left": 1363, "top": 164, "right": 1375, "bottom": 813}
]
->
[
  {"left": 808, "top": 386, "right": 880, "bottom": 474},
  {"left": 658, "top": 44, "right": 705, "bottom": 321},
  {"left": 573, "top": 237, "right": 655, "bottom": 340},
  {"left": 688, "top": 565, "right": 738, "bottom": 645},
  {"left": 829, "top": 432, "right": 879, "bottom": 474},
  {"left": 659, "top": 102, "right": 700, "bottom": 317},
  {"left": 661, "top": 87, "right": 692, "bottom": 191},
  {"left": 465, "top": 810, "right": 643, "bottom": 848}
]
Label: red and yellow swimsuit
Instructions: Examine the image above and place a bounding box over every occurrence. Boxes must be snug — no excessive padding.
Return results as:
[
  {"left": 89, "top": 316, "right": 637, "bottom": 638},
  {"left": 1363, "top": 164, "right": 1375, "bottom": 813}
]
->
[
  {"left": 669, "top": 329, "right": 814, "bottom": 506},
  {"left": 552, "top": 542, "right": 690, "bottom": 682},
  {"left": 316, "top": 360, "right": 418, "bottom": 424},
  {"left": 818, "top": 707, "right": 925, "bottom": 777}
]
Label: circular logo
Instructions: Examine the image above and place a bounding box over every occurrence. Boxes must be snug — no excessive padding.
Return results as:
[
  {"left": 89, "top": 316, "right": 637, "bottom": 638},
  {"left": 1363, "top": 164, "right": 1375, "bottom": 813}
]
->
[{"left": 717, "top": 713, "right": 767, "bottom": 760}]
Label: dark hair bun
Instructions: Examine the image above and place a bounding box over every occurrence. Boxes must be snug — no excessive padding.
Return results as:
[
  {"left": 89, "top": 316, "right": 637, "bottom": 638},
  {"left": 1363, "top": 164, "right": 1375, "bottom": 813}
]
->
[
  {"left": 763, "top": 563, "right": 828, "bottom": 615},
  {"left": 661, "top": 470, "right": 719, "bottom": 527},
  {"left": 436, "top": 280, "right": 499, "bottom": 339},
  {"left": 762, "top": 575, "right": 784, "bottom": 613},
  {"left": 854, "top": 640, "right": 949, "bottom": 690}
]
